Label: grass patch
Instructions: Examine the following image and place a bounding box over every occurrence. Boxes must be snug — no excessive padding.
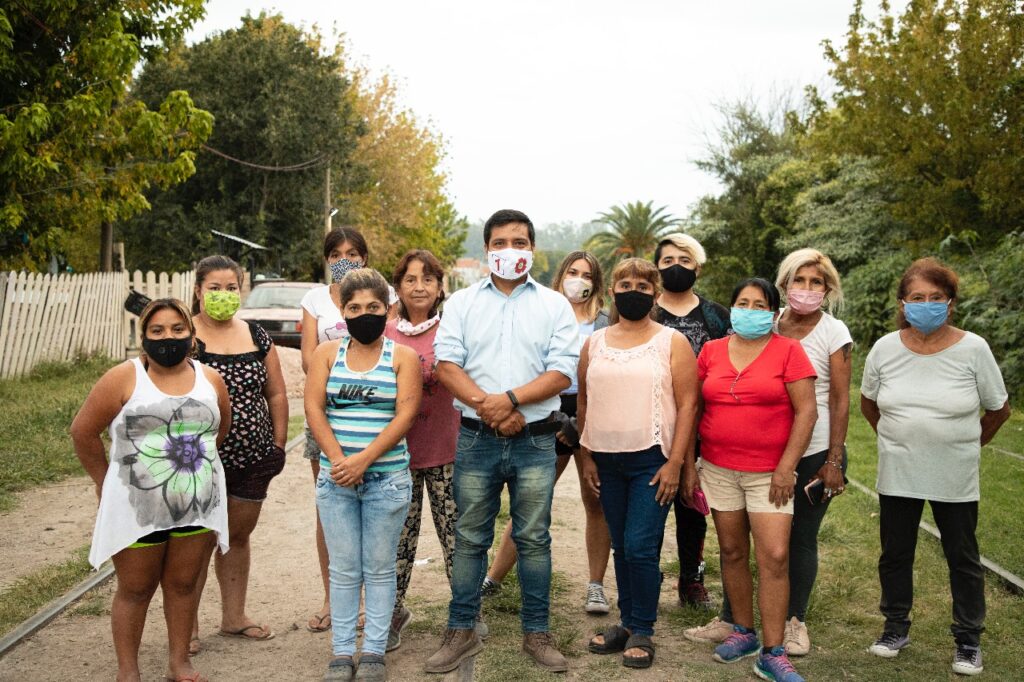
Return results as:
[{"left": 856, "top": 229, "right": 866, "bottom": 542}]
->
[
  {"left": 0, "top": 546, "right": 96, "bottom": 637},
  {"left": 847, "top": 389, "right": 1024, "bottom": 577},
  {"left": 287, "top": 414, "right": 305, "bottom": 441},
  {"left": 0, "top": 357, "right": 115, "bottom": 511}
]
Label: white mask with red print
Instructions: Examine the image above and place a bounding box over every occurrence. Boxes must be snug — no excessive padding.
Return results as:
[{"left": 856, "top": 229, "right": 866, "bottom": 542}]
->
[{"left": 488, "top": 248, "right": 533, "bottom": 280}]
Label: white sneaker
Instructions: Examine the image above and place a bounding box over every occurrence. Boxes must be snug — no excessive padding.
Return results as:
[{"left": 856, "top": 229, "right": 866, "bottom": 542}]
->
[
  {"left": 784, "top": 616, "right": 810, "bottom": 656},
  {"left": 684, "top": 616, "right": 735, "bottom": 644},
  {"left": 952, "top": 644, "right": 983, "bottom": 676},
  {"left": 584, "top": 582, "right": 610, "bottom": 614}
]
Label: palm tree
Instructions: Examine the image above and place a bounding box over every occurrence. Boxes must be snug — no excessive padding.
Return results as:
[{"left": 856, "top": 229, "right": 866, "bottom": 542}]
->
[{"left": 585, "top": 200, "right": 680, "bottom": 273}]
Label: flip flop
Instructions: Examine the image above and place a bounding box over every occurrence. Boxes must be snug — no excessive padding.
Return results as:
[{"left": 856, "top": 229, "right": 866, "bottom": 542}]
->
[
  {"left": 217, "top": 624, "right": 275, "bottom": 641},
  {"left": 622, "top": 634, "right": 655, "bottom": 669},
  {"left": 307, "top": 613, "right": 332, "bottom": 633},
  {"left": 188, "top": 636, "right": 202, "bottom": 655},
  {"left": 588, "top": 624, "right": 631, "bottom": 654}
]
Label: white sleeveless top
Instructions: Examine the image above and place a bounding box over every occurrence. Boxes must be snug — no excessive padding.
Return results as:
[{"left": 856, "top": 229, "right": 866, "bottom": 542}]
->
[
  {"left": 88, "top": 358, "right": 229, "bottom": 567},
  {"left": 580, "top": 326, "right": 677, "bottom": 455}
]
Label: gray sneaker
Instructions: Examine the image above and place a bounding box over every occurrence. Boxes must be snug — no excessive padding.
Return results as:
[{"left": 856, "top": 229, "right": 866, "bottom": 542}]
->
[
  {"left": 480, "top": 577, "right": 502, "bottom": 598},
  {"left": 386, "top": 607, "right": 412, "bottom": 652},
  {"left": 584, "top": 582, "right": 610, "bottom": 614},
  {"left": 952, "top": 644, "right": 983, "bottom": 676},
  {"left": 868, "top": 631, "right": 910, "bottom": 658}
]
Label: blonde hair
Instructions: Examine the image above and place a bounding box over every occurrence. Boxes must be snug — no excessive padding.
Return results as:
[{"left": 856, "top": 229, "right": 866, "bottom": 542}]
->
[
  {"left": 655, "top": 232, "right": 707, "bottom": 266},
  {"left": 139, "top": 298, "right": 198, "bottom": 359},
  {"left": 552, "top": 251, "right": 604, "bottom": 322},
  {"left": 775, "top": 248, "right": 844, "bottom": 313}
]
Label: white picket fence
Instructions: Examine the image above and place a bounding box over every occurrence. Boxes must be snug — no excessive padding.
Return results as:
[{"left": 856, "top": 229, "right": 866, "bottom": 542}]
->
[{"left": 0, "top": 270, "right": 195, "bottom": 379}]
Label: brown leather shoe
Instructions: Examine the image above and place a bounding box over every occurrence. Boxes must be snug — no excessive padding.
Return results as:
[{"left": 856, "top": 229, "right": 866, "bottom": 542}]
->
[
  {"left": 523, "top": 632, "right": 568, "bottom": 672},
  {"left": 424, "top": 628, "right": 483, "bottom": 674}
]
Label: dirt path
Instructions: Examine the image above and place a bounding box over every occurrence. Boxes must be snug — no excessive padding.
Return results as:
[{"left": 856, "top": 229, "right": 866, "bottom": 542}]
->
[{"left": 0, "top": 346, "right": 717, "bottom": 680}]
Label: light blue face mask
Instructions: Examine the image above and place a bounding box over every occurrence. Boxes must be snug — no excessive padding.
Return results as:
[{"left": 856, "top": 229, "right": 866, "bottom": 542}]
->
[
  {"left": 902, "top": 300, "right": 949, "bottom": 335},
  {"left": 730, "top": 307, "right": 775, "bottom": 339}
]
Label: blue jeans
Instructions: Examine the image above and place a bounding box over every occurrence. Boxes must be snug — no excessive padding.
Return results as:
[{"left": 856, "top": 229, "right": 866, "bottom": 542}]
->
[
  {"left": 316, "top": 468, "right": 412, "bottom": 656},
  {"left": 594, "top": 447, "right": 671, "bottom": 637},
  {"left": 448, "top": 427, "right": 557, "bottom": 632}
]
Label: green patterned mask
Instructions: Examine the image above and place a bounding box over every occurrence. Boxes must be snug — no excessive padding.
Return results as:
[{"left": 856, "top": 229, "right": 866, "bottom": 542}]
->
[{"left": 203, "top": 290, "right": 241, "bottom": 321}]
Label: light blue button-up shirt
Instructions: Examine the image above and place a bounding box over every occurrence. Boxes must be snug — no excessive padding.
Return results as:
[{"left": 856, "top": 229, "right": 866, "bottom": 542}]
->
[{"left": 434, "top": 274, "right": 580, "bottom": 423}]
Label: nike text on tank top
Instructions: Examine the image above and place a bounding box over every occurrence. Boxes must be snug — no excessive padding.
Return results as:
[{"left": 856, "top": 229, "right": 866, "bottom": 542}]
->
[{"left": 320, "top": 337, "right": 409, "bottom": 473}]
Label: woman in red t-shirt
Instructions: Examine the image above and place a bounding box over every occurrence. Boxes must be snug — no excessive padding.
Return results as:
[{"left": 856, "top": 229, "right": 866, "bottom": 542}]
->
[{"left": 681, "top": 277, "right": 817, "bottom": 680}]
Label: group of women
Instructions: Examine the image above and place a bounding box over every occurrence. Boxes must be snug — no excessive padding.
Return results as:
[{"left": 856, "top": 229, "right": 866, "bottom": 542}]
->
[{"left": 72, "top": 224, "right": 1010, "bottom": 682}]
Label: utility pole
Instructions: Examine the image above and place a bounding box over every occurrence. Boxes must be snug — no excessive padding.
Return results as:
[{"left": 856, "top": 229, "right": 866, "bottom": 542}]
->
[
  {"left": 323, "top": 164, "right": 331, "bottom": 283},
  {"left": 99, "top": 221, "right": 113, "bottom": 271}
]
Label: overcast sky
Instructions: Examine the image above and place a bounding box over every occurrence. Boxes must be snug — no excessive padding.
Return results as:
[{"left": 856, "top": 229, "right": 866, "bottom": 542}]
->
[{"left": 187, "top": 1, "right": 897, "bottom": 228}]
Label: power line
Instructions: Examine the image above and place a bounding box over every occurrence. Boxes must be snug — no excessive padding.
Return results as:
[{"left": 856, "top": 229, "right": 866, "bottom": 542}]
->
[{"left": 199, "top": 144, "right": 326, "bottom": 172}]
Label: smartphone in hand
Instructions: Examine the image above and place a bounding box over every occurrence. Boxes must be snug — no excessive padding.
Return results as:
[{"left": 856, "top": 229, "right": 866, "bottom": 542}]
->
[{"left": 804, "top": 478, "right": 825, "bottom": 506}]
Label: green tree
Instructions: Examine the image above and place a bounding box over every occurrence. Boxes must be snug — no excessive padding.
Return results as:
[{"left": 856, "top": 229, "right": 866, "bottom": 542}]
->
[
  {"left": 585, "top": 201, "right": 680, "bottom": 274},
  {"left": 123, "top": 13, "right": 363, "bottom": 277},
  {"left": 341, "top": 66, "right": 467, "bottom": 275},
  {"left": 0, "top": 0, "right": 212, "bottom": 271},
  {"left": 688, "top": 100, "right": 802, "bottom": 303},
  {"left": 811, "top": 0, "right": 1024, "bottom": 245}
]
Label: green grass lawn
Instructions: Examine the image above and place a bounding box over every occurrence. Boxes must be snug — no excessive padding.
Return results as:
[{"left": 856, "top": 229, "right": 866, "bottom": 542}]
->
[
  {"left": 470, "top": 487, "right": 1024, "bottom": 681},
  {"left": 847, "top": 391, "right": 1024, "bottom": 578},
  {"left": 0, "top": 546, "right": 95, "bottom": 637},
  {"left": 0, "top": 357, "right": 116, "bottom": 511}
]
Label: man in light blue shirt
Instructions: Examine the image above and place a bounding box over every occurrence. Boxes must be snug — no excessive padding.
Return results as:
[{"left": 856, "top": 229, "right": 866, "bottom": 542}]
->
[{"left": 425, "top": 209, "right": 578, "bottom": 674}]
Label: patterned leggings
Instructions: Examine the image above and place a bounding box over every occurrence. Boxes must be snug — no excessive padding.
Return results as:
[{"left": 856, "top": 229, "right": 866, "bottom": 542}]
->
[{"left": 394, "top": 464, "right": 456, "bottom": 611}]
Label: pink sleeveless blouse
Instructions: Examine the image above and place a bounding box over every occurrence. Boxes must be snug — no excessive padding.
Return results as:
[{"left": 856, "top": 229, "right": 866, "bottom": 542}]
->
[{"left": 580, "top": 326, "right": 676, "bottom": 455}]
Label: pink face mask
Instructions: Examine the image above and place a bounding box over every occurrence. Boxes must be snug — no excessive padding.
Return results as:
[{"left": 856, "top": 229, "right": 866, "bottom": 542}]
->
[{"left": 787, "top": 288, "right": 826, "bottom": 314}]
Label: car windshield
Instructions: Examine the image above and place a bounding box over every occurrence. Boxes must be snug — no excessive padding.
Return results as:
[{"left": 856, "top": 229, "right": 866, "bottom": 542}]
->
[{"left": 243, "top": 286, "right": 308, "bottom": 309}]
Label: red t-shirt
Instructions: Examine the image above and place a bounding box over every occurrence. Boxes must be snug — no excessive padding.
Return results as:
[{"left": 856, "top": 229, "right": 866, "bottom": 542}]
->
[{"left": 697, "top": 333, "right": 816, "bottom": 472}]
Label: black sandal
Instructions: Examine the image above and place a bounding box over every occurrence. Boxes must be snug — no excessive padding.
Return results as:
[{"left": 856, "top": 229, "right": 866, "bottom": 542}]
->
[
  {"left": 588, "top": 624, "right": 631, "bottom": 654},
  {"left": 622, "top": 634, "right": 655, "bottom": 669}
]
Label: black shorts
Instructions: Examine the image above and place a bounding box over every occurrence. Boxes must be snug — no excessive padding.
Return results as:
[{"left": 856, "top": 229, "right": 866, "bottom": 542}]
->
[
  {"left": 224, "top": 445, "right": 286, "bottom": 501},
  {"left": 555, "top": 394, "right": 578, "bottom": 457}
]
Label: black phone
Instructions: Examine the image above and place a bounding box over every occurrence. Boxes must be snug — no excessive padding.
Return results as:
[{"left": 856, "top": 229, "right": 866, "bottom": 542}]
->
[{"left": 804, "top": 478, "right": 825, "bottom": 506}]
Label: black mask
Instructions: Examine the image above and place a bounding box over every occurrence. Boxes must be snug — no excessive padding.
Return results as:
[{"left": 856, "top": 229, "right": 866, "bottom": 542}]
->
[
  {"left": 142, "top": 336, "right": 192, "bottom": 367},
  {"left": 614, "top": 291, "right": 655, "bottom": 321},
  {"left": 346, "top": 313, "right": 387, "bottom": 345},
  {"left": 660, "top": 264, "right": 697, "bottom": 293}
]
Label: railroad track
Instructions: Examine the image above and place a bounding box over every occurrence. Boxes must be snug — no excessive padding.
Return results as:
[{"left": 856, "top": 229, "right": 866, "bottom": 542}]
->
[
  {"left": 0, "top": 432, "right": 306, "bottom": 658},
  {"left": 2, "top": 435, "right": 1021, "bottom": 664}
]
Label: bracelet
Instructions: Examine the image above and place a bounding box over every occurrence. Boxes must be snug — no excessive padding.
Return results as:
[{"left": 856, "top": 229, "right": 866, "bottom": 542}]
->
[
  {"left": 825, "top": 460, "right": 842, "bottom": 469},
  {"left": 506, "top": 390, "right": 520, "bottom": 408}
]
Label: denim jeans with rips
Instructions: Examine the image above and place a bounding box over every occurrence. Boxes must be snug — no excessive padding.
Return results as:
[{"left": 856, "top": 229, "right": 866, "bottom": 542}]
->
[{"left": 316, "top": 468, "right": 412, "bottom": 656}]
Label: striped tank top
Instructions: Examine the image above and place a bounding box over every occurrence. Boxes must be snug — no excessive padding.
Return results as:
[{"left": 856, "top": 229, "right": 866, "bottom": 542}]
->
[{"left": 322, "top": 336, "right": 409, "bottom": 473}]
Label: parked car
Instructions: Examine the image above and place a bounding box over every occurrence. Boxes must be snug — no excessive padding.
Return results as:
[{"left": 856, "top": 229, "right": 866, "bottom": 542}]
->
[{"left": 236, "top": 281, "right": 319, "bottom": 349}]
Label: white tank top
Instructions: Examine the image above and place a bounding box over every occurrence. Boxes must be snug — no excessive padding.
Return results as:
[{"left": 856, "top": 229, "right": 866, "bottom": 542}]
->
[{"left": 89, "top": 358, "right": 229, "bottom": 567}]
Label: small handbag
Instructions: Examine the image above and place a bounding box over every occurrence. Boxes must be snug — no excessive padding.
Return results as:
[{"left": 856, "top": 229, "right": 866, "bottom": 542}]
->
[{"left": 688, "top": 488, "right": 711, "bottom": 516}]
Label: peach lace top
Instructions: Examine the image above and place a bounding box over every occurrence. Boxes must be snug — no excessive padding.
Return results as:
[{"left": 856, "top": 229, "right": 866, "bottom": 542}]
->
[{"left": 580, "top": 326, "right": 676, "bottom": 455}]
